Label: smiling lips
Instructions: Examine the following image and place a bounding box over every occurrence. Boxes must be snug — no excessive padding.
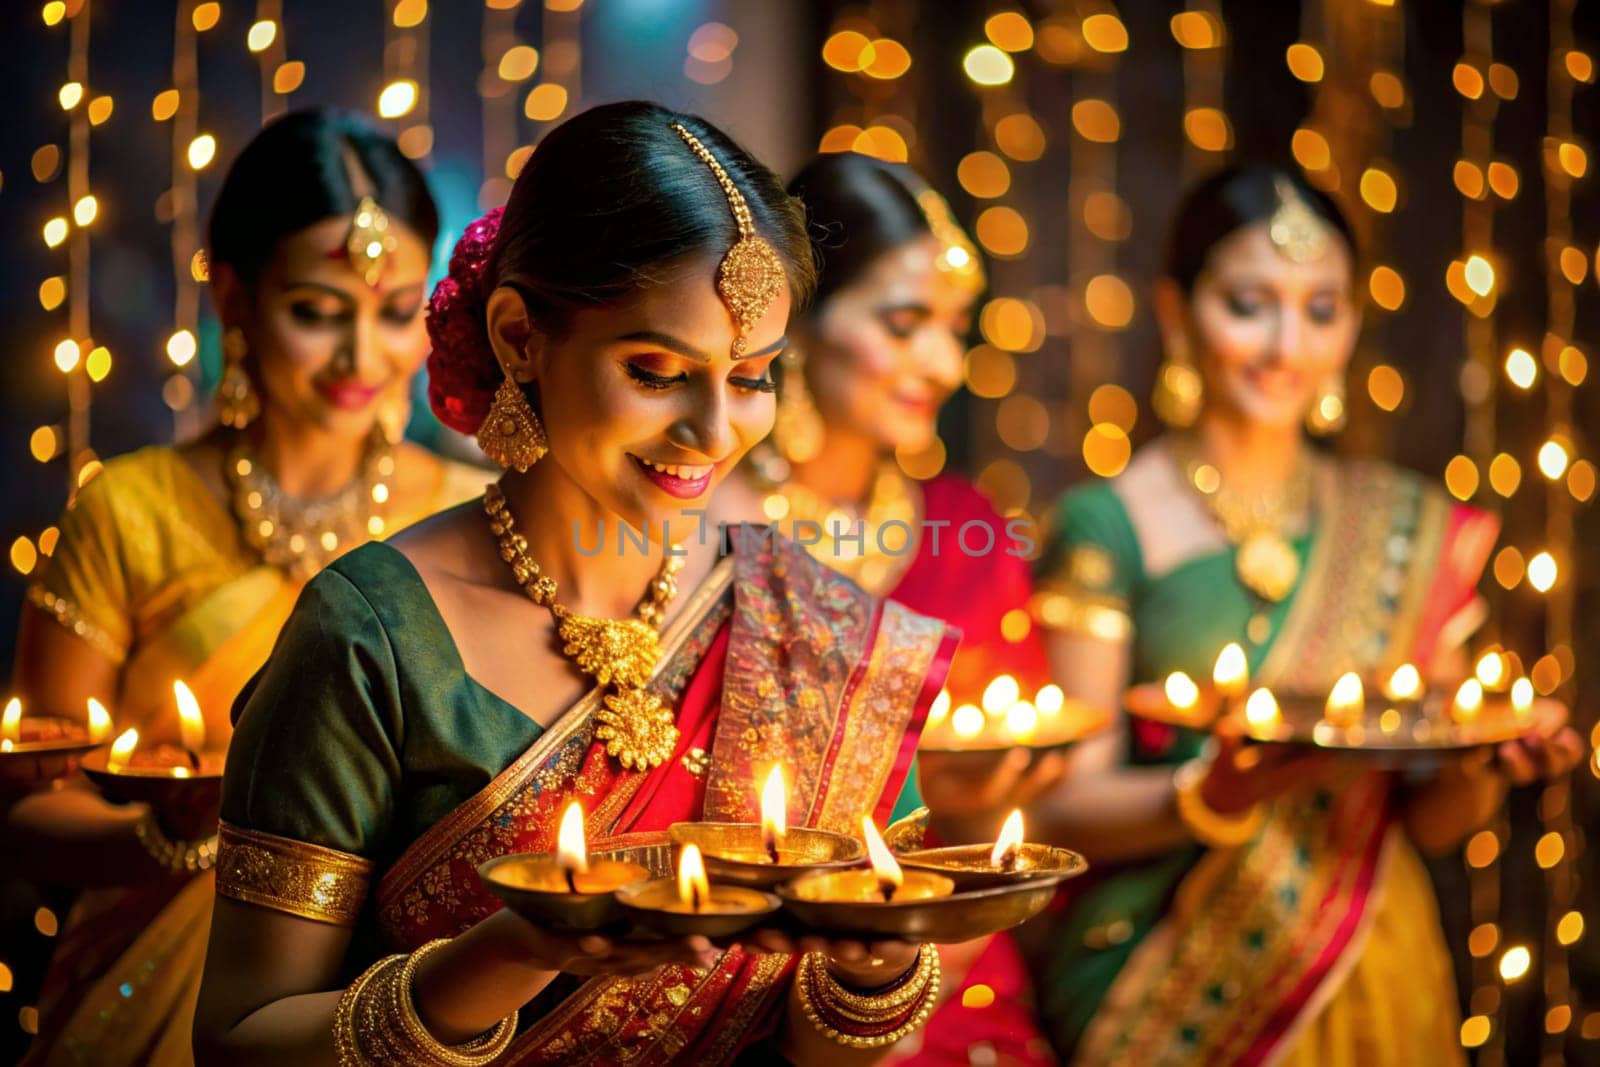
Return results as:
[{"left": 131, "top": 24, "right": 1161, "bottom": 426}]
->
[
  {"left": 632, "top": 455, "right": 716, "bottom": 499},
  {"left": 316, "top": 379, "right": 384, "bottom": 411}
]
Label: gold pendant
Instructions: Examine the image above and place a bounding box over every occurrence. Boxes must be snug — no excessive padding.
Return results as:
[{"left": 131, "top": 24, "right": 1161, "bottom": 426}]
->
[
  {"left": 557, "top": 615, "right": 662, "bottom": 690},
  {"left": 595, "top": 687, "right": 680, "bottom": 771},
  {"left": 1235, "top": 533, "right": 1300, "bottom": 603}
]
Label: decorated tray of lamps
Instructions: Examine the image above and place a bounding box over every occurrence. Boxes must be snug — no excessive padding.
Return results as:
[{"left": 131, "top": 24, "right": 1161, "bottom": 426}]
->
[
  {"left": 0, "top": 698, "right": 108, "bottom": 791},
  {"left": 917, "top": 677, "right": 1112, "bottom": 756}
]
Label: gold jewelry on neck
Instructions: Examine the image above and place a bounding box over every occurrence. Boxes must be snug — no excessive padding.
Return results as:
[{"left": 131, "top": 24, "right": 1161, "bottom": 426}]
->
[
  {"left": 915, "top": 188, "right": 985, "bottom": 294},
  {"left": 484, "top": 483, "right": 686, "bottom": 771},
  {"left": 1267, "top": 177, "right": 1331, "bottom": 264},
  {"left": 670, "top": 122, "right": 785, "bottom": 355},
  {"left": 346, "top": 195, "right": 397, "bottom": 286},
  {"left": 748, "top": 447, "right": 919, "bottom": 595},
  {"left": 225, "top": 432, "right": 393, "bottom": 582},
  {"left": 1170, "top": 436, "right": 1314, "bottom": 606}
]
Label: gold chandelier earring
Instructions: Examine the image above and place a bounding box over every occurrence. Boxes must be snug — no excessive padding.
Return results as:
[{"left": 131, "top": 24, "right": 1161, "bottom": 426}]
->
[
  {"left": 218, "top": 328, "right": 260, "bottom": 430},
  {"left": 477, "top": 372, "right": 548, "bottom": 472},
  {"left": 1305, "top": 373, "right": 1347, "bottom": 436},
  {"left": 1153, "top": 333, "right": 1203, "bottom": 429},
  {"left": 772, "top": 348, "right": 825, "bottom": 464}
]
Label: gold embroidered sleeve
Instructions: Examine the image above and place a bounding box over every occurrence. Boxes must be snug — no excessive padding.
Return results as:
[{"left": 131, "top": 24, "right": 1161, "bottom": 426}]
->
[
  {"left": 215, "top": 821, "right": 374, "bottom": 925},
  {"left": 1031, "top": 585, "right": 1133, "bottom": 642}
]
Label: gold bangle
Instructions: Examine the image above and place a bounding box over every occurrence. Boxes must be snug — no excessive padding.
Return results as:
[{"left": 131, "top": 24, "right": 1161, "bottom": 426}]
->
[
  {"left": 807, "top": 947, "right": 935, "bottom": 1020},
  {"left": 388, "top": 939, "right": 518, "bottom": 1066},
  {"left": 334, "top": 954, "right": 405, "bottom": 1067},
  {"left": 1173, "top": 758, "right": 1265, "bottom": 849},
  {"left": 133, "top": 811, "right": 219, "bottom": 873},
  {"left": 795, "top": 946, "right": 941, "bottom": 1048}
]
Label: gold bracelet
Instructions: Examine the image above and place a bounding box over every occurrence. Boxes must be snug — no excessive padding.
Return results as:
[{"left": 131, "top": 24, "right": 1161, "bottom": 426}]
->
[
  {"left": 133, "top": 811, "right": 219, "bottom": 873},
  {"left": 388, "top": 939, "right": 518, "bottom": 1066},
  {"left": 334, "top": 953, "right": 405, "bottom": 1067},
  {"left": 796, "top": 946, "right": 941, "bottom": 1048},
  {"left": 1173, "top": 758, "right": 1265, "bottom": 849},
  {"left": 807, "top": 947, "right": 936, "bottom": 1021}
]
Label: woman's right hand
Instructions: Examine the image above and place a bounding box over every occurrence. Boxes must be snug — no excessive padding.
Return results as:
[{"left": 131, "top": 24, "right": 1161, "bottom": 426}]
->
[{"left": 1197, "top": 728, "right": 1336, "bottom": 815}]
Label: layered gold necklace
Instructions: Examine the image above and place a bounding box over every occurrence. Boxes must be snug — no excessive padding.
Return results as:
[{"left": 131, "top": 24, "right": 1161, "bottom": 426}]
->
[
  {"left": 747, "top": 445, "right": 920, "bottom": 595},
  {"left": 484, "top": 483, "right": 686, "bottom": 771},
  {"left": 1170, "top": 436, "right": 1315, "bottom": 612},
  {"left": 225, "top": 433, "right": 394, "bottom": 582}
]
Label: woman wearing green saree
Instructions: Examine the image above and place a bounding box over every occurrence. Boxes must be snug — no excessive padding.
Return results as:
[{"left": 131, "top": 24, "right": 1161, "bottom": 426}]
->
[{"left": 1026, "top": 164, "right": 1581, "bottom": 1065}]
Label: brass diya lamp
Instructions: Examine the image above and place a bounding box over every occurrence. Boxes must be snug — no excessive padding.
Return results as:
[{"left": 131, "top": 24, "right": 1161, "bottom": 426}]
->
[
  {"left": 0, "top": 696, "right": 111, "bottom": 790},
  {"left": 80, "top": 683, "right": 224, "bottom": 838},
  {"left": 478, "top": 802, "right": 650, "bottom": 932},
  {"left": 920, "top": 678, "right": 1111, "bottom": 754},
  {"left": 897, "top": 809, "right": 1087, "bottom": 891},
  {"left": 777, "top": 816, "right": 964, "bottom": 940},
  {"left": 669, "top": 766, "right": 863, "bottom": 889},
  {"left": 615, "top": 842, "right": 780, "bottom": 938}
]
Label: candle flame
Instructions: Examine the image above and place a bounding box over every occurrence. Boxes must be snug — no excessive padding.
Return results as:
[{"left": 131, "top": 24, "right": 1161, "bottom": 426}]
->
[
  {"left": 990, "top": 809, "right": 1024, "bottom": 868},
  {"left": 1510, "top": 678, "right": 1534, "bottom": 721},
  {"left": 1212, "top": 643, "right": 1248, "bottom": 696},
  {"left": 951, "top": 704, "right": 985, "bottom": 740},
  {"left": 928, "top": 689, "right": 952, "bottom": 725},
  {"left": 1452, "top": 679, "right": 1484, "bottom": 724},
  {"left": 761, "top": 765, "right": 787, "bottom": 860},
  {"left": 861, "top": 815, "right": 902, "bottom": 899},
  {"left": 556, "top": 802, "right": 589, "bottom": 876},
  {"left": 981, "top": 674, "right": 1021, "bottom": 714},
  {"left": 108, "top": 727, "right": 139, "bottom": 772},
  {"left": 1245, "top": 688, "right": 1281, "bottom": 729},
  {"left": 2, "top": 698, "right": 21, "bottom": 744},
  {"left": 1325, "top": 672, "right": 1365, "bottom": 728},
  {"left": 1385, "top": 663, "right": 1422, "bottom": 701},
  {"left": 173, "top": 681, "right": 205, "bottom": 753},
  {"left": 86, "top": 698, "right": 112, "bottom": 743},
  {"left": 678, "top": 843, "right": 709, "bottom": 911},
  {"left": 1035, "top": 684, "right": 1064, "bottom": 716},
  {"left": 1475, "top": 651, "right": 1506, "bottom": 689},
  {"left": 1006, "top": 700, "right": 1038, "bottom": 741},
  {"left": 1164, "top": 671, "right": 1199, "bottom": 710}
]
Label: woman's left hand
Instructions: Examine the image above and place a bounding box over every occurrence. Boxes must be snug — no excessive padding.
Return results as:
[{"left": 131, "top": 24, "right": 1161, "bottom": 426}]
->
[
  {"left": 1494, "top": 714, "right": 1586, "bottom": 785},
  {"left": 745, "top": 929, "right": 922, "bottom": 987}
]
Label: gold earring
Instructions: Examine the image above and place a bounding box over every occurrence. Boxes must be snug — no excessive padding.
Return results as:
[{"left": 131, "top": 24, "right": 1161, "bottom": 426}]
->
[
  {"left": 772, "top": 348, "right": 824, "bottom": 464},
  {"left": 477, "top": 374, "right": 548, "bottom": 472},
  {"left": 218, "top": 328, "right": 260, "bottom": 430},
  {"left": 1306, "top": 373, "right": 1347, "bottom": 436},
  {"left": 1153, "top": 334, "right": 1202, "bottom": 428}
]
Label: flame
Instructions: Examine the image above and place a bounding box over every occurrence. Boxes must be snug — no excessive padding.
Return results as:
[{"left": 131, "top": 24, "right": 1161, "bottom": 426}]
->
[
  {"left": 107, "top": 728, "right": 140, "bottom": 772},
  {"left": 951, "top": 704, "right": 985, "bottom": 740},
  {"left": 761, "top": 765, "right": 787, "bottom": 860},
  {"left": 1212, "top": 643, "right": 1248, "bottom": 696},
  {"left": 981, "top": 674, "right": 1021, "bottom": 714},
  {"left": 1475, "top": 651, "right": 1506, "bottom": 690},
  {"left": 2, "top": 698, "right": 21, "bottom": 744},
  {"left": 1035, "top": 684, "right": 1064, "bottom": 716},
  {"left": 86, "top": 698, "right": 112, "bottom": 744},
  {"left": 928, "top": 690, "right": 952, "bottom": 725},
  {"left": 1006, "top": 701, "right": 1038, "bottom": 741},
  {"left": 677, "top": 843, "right": 710, "bottom": 911},
  {"left": 1510, "top": 678, "right": 1534, "bottom": 721},
  {"left": 1164, "top": 671, "right": 1199, "bottom": 710},
  {"left": 1245, "top": 688, "right": 1281, "bottom": 729},
  {"left": 861, "top": 815, "right": 903, "bottom": 899},
  {"left": 556, "top": 801, "right": 590, "bottom": 875},
  {"left": 173, "top": 681, "right": 205, "bottom": 753},
  {"left": 1325, "top": 672, "right": 1365, "bottom": 729},
  {"left": 1385, "top": 663, "right": 1422, "bottom": 701},
  {"left": 990, "top": 809, "right": 1024, "bottom": 868},
  {"left": 1452, "top": 679, "right": 1484, "bottom": 724}
]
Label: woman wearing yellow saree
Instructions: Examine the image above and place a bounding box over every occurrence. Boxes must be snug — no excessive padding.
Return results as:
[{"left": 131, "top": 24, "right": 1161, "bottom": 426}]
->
[
  {"left": 9, "top": 110, "right": 483, "bottom": 1065},
  {"left": 193, "top": 102, "right": 956, "bottom": 1066},
  {"left": 1026, "top": 164, "right": 1582, "bottom": 1065}
]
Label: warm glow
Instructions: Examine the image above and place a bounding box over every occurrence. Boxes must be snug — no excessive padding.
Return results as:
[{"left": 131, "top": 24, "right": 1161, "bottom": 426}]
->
[
  {"left": 246, "top": 20, "right": 277, "bottom": 52},
  {"left": 53, "top": 339, "right": 80, "bottom": 374},
  {"left": 2, "top": 698, "right": 20, "bottom": 744},
  {"left": 377, "top": 80, "right": 418, "bottom": 119},
  {"left": 1325, "top": 672, "right": 1364, "bottom": 729},
  {"left": 861, "top": 816, "right": 903, "bottom": 895},
  {"left": 1035, "top": 685, "right": 1064, "bottom": 716},
  {"left": 677, "top": 843, "right": 710, "bottom": 911},
  {"left": 1213, "top": 643, "right": 1248, "bottom": 696},
  {"left": 174, "top": 681, "right": 205, "bottom": 752},
  {"left": 86, "top": 698, "right": 111, "bottom": 744},
  {"left": 1538, "top": 440, "right": 1570, "bottom": 481},
  {"left": 963, "top": 44, "right": 1015, "bottom": 87},
  {"left": 107, "top": 728, "right": 139, "bottom": 772},
  {"left": 1453, "top": 679, "right": 1484, "bottom": 724},
  {"left": 1006, "top": 701, "right": 1038, "bottom": 741},
  {"left": 1505, "top": 348, "right": 1538, "bottom": 389},
  {"left": 951, "top": 704, "right": 985, "bottom": 739},
  {"left": 760, "top": 765, "right": 787, "bottom": 859},
  {"left": 1164, "top": 671, "right": 1200, "bottom": 710},
  {"left": 73, "top": 195, "right": 97, "bottom": 226},
  {"left": 1475, "top": 652, "right": 1506, "bottom": 689},
  {"left": 1386, "top": 663, "right": 1422, "bottom": 701},
  {"left": 928, "top": 690, "right": 951, "bottom": 725},
  {"left": 1245, "top": 688, "right": 1281, "bottom": 729},
  {"left": 557, "top": 801, "right": 589, "bottom": 874},
  {"left": 1528, "top": 551, "right": 1558, "bottom": 593},
  {"left": 43, "top": 217, "right": 68, "bottom": 249},
  {"left": 1511, "top": 678, "right": 1534, "bottom": 721},
  {"left": 1499, "top": 945, "right": 1532, "bottom": 982},
  {"left": 981, "top": 674, "right": 1021, "bottom": 714},
  {"left": 990, "top": 809, "right": 1024, "bottom": 868},
  {"left": 1464, "top": 255, "right": 1495, "bottom": 297},
  {"left": 166, "top": 329, "right": 196, "bottom": 367}
]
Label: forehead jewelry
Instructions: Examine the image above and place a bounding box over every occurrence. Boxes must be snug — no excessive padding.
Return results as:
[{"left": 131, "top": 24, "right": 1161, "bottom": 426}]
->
[
  {"left": 345, "top": 195, "right": 397, "bottom": 286},
  {"left": 670, "top": 122, "right": 786, "bottom": 355},
  {"left": 916, "top": 188, "right": 985, "bottom": 294},
  {"left": 1267, "top": 177, "right": 1331, "bottom": 265}
]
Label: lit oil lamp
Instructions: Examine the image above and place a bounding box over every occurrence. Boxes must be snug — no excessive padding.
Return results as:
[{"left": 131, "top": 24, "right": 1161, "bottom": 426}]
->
[
  {"left": 981, "top": 675, "right": 1021, "bottom": 717},
  {"left": 616, "top": 841, "right": 780, "bottom": 938},
  {"left": 1213, "top": 644, "right": 1249, "bottom": 705},
  {"left": 86, "top": 698, "right": 112, "bottom": 744},
  {"left": 670, "top": 765, "right": 863, "bottom": 889},
  {"left": 478, "top": 802, "right": 651, "bottom": 931},
  {"left": 1005, "top": 701, "right": 1039, "bottom": 743},
  {"left": 1475, "top": 650, "right": 1507, "bottom": 691},
  {"left": 1324, "top": 673, "right": 1366, "bottom": 731},
  {"left": 0, "top": 697, "right": 104, "bottom": 790},
  {"left": 1244, "top": 688, "right": 1283, "bottom": 733},
  {"left": 1452, "top": 678, "right": 1485, "bottom": 726},
  {"left": 1384, "top": 664, "right": 1422, "bottom": 703},
  {"left": 898, "top": 808, "right": 1088, "bottom": 891},
  {"left": 1510, "top": 678, "right": 1535, "bottom": 724},
  {"left": 923, "top": 675, "right": 1111, "bottom": 753}
]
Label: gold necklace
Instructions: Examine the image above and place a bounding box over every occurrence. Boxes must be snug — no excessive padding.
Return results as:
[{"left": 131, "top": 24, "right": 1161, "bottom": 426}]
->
[
  {"left": 747, "top": 445, "right": 920, "bottom": 595},
  {"left": 484, "top": 482, "right": 686, "bottom": 771},
  {"left": 1170, "top": 436, "right": 1314, "bottom": 608},
  {"left": 225, "top": 433, "right": 393, "bottom": 582}
]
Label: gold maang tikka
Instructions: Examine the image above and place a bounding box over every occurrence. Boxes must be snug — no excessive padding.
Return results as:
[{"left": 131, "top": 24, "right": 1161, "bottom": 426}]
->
[
  {"left": 670, "top": 123, "right": 786, "bottom": 355},
  {"left": 916, "top": 188, "right": 985, "bottom": 294},
  {"left": 346, "top": 195, "right": 398, "bottom": 286},
  {"left": 1267, "top": 177, "right": 1331, "bottom": 265}
]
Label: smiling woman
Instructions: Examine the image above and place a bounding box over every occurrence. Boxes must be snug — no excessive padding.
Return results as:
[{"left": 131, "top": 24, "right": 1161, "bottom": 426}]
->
[{"left": 193, "top": 102, "right": 958, "bottom": 1067}]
